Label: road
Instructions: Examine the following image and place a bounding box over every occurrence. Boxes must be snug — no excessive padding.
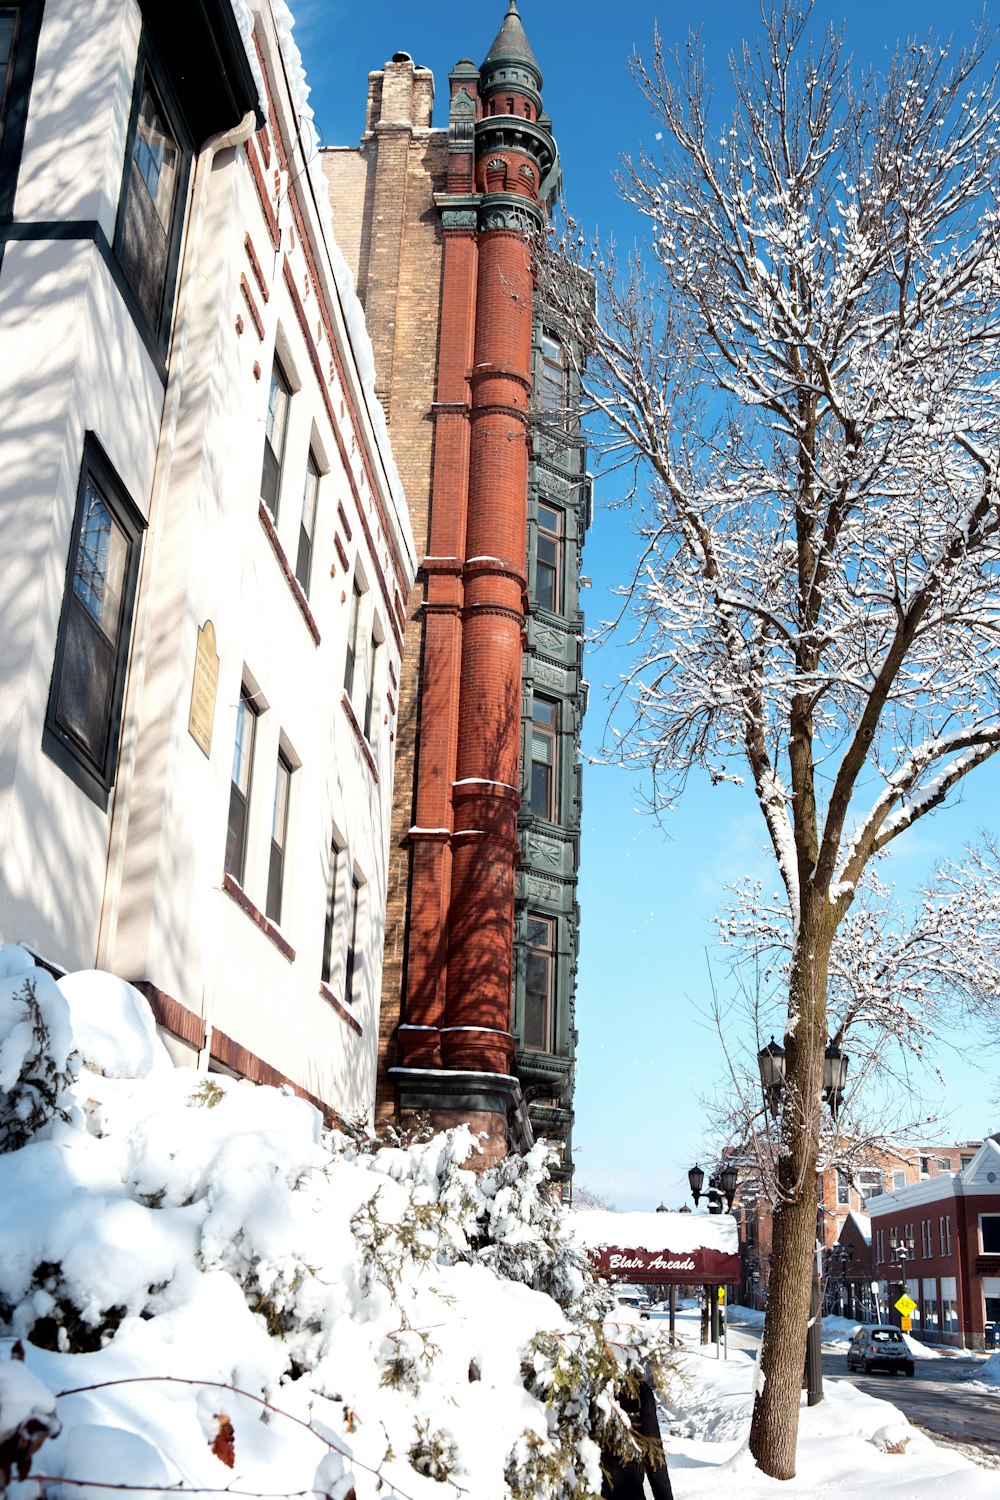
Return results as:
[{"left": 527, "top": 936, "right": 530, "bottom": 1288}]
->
[{"left": 822, "top": 1347, "right": 999, "bottom": 1464}]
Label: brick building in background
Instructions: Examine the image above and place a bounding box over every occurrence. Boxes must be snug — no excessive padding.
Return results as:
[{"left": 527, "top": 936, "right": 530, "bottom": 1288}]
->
[{"left": 323, "top": 1, "right": 589, "bottom": 1178}]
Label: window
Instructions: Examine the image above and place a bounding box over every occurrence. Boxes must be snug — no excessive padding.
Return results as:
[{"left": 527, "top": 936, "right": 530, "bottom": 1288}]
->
[
  {"left": 836, "top": 1171, "right": 850, "bottom": 1207},
  {"left": 363, "top": 623, "right": 380, "bottom": 742},
  {"left": 875, "top": 1229, "right": 884, "bottom": 1265},
  {"left": 344, "top": 578, "right": 363, "bottom": 696},
  {"left": 530, "top": 697, "right": 558, "bottom": 820},
  {"left": 939, "top": 1216, "right": 952, "bottom": 1257},
  {"left": 892, "top": 1170, "right": 907, "bottom": 1190},
  {"left": 921, "top": 1219, "right": 932, "bottom": 1258},
  {"left": 524, "top": 914, "right": 555, "bottom": 1052},
  {"left": 535, "top": 502, "right": 563, "bottom": 614},
  {"left": 321, "top": 839, "right": 343, "bottom": 987},
  {"left": 858, "top": 1170, "right": 883, "bottom": 1203},
  {"left": 981, "top": 1215, "right": 1000, "bottom": 1254},
  {"left": 43, "top": 436, "right": 144, "bottom": 805},
  {"left": 225, "top": 687, "right": 257, "bottom": 883},
  {"left": 344, "top": 874, "right": 361, "bottom": 1005},
  {"left": 0, "top": 1, "right": 45, "bottom": 221},
  {"left": 936, "top": 1157, "right": 951, "bottom": 1172},
  {"left": 940, "top": 1276, "right": 958, "bottom": 1334},
  {"left": 116, "top": 60, "right": 189, "bottom": 349},
  {"left": 260, "top": 357, "right": 291, "bottom": 518},
  {"left": 296, "top": 451, "right": 320, "bottom": 593},
  {"left": 540, "top": 332, "right": 567, "bottom": 416},
  {"left": 919, "top": 1156, "right": 930, "bottom": 1175},
  {"left": 921, "top": 1281, "right": 938, "bottom": 1334},
  {"left": 265, "top": 752, "right": 292, "bottom": 923}
]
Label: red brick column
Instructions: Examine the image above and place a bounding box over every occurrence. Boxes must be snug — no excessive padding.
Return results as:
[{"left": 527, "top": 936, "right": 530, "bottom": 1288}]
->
[
  {"left": 441, "top": 226, "right": 534, "bottom": 1075},
  {"left": 398, "top": 225, "right": 479, "bottom": 1068}
]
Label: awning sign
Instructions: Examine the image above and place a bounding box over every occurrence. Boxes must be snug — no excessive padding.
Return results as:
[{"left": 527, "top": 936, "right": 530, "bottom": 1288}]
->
[{"left": 587, "top": 1244, "right": 739, "bottom": 1284}]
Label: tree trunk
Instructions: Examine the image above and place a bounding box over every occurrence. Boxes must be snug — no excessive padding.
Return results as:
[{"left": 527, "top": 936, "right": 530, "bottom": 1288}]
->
[{"left": 748, "top": 909, "right": 832, "bottom": 1479}]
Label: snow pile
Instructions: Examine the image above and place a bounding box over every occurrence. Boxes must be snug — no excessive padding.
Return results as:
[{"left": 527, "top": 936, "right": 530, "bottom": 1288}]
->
[
  {"left": 658, "top": 1310, "right": 997, "bottom": 1497},
  {"left": 964, "top": 1351, "right": 1000, "bottom": 1391},
  {"left": 0, "top": 949, "right": 656, "bottom": 1499}
]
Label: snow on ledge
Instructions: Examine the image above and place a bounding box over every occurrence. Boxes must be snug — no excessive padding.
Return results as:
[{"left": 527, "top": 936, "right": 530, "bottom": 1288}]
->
[{"left": 569, "top": 1209, "right": 738, "bottom": 1255}]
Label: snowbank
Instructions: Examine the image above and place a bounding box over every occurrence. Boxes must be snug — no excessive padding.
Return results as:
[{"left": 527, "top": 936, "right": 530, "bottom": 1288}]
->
[{"left": 0, "top": 947, "right": 647, "bottom": 1499}]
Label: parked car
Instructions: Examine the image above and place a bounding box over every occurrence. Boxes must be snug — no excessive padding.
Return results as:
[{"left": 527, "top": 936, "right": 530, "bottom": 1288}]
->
[{"left": 846, "top": 1324, "right": 915, "bottom": 1377}]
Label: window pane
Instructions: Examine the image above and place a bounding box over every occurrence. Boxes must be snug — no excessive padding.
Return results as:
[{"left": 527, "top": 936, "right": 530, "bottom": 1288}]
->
[
  {"left": 231, "top": 695, "right": 255, "bottom": 794},
  {"left": 225, "top": 784, "right": 248, "bottom": 881},
  {"left": 296, "top": 456, "right": 319, "bottom": 592},
  {"left": 56, "top": 481, "right": 132, "bottom": 764},
  {"left": 119, "top": 73, "right": 178, "bottom": 333},
  {"left": 133, "top": 83, "right": 178, "bottom": 228},
  {"left": 322, "top": 843, "right": 341, "bottom": 985},
  {"left": 345, "top": 579, "right": 362, "bottom": 695},
  {"left": 0, "top": 15, "right": 15, "bottom": 132},
  {"left": 226, "top": 692, "right": 255, "bottom": 882},
  {"left": 57, "top": 603, "right": 116, "bottom": 763},
  {"left": 524, "top": 913, "right": 554, "bottom": 1052},
  {"left": 73, "top": 481, "right": 128, "bottom": 641},
  {"left": 260, "top": 361, "right": 290, "bottom": 517},
  {"left": 984, "top": 1216, "right": 1000, "bottom": 1254},
  {"left": 272, "top": 757, "right": 290, "bottom": 846}
]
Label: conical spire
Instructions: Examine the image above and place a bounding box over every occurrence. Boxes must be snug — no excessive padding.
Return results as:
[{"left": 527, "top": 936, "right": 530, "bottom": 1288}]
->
[{"left": 481, "top": 1, "right": 542, "bottom": 86}]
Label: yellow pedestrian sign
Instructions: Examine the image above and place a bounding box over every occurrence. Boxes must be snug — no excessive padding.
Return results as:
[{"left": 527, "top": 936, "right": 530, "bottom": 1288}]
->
[{"left": 895, "top": 1294, "right": 917, "bottom": 1317}]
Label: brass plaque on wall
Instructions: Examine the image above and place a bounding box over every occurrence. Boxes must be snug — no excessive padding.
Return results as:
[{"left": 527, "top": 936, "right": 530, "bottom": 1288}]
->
[{"left": 188, "top": 620, "right": 219, "bottom": 758}]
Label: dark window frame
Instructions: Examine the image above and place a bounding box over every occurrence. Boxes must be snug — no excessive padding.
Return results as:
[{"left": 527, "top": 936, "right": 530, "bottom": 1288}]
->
[
  {"left": 344, "top": 873, "right": 362, "bottom": 1006},
  {"left": 535, "top": 501, "right": 564, "bottom": 614},
  {"left": 260, "top": 355, "right": 291, "bottom": 520},
  {"left": 295, "top": 448, "right": 320, "bottom": 594},
  {"left": 0, "top": 0, "right": 45, "bottom": 222},
  {"left": 540, "top": 331, "right": 567, "bottom": 419},
  {"left": 529, "top": 696, "right": 559, "bottom": 821},
  {"left": 363, "top": 621, "right": 381, "bottom": 743},
  {"left": 524, "top": 912, "right": 555, "bottom": 1053},
  {"left": 225, "top": 685, "right": 257, "bottom": 885},
  {"left": 42, "top": 433, "right": 145, "bottom": 810},
  {"left": 113, "top": 34, "right": 192, "bottom": 355},
  {"left": 344, "top": 577, "right": 363, "bottom": 697},
  {"left": 265, "top": 749, "right": 292, "bottom": 923},
  {"left": 321, "top": 838, "right": 343, "bottom": 987}
]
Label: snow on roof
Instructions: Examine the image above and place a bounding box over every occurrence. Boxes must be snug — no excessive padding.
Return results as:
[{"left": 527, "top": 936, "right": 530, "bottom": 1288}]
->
[
  {"left": 569, "top": 1209, "right": 738, "bottom": 1254},
  {"left": 846, "top": 1209, "right": 871, "bottom": 1242}
]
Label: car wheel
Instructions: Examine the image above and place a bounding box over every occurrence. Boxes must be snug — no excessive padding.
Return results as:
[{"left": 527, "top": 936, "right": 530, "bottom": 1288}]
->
[
  {"left": 905, "top": 1364, "right": 915, "bottom": 1377},
  {"left": 862, "top": 1358, "right": 872, "bottom": 1375}
]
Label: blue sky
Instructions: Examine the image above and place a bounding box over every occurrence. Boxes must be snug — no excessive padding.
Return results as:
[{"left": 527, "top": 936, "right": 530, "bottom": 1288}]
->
[{"left": 295, "top": 1, "right": 1000, "bottom": 1209}]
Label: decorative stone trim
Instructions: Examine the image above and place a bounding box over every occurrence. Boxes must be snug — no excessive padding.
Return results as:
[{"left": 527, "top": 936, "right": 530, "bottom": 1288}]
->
[
  {"left": 222, "top": 872, "right": 296, "bottom": 962},
  {"left": 319, "top": 981, "right": 363, "bottom": 1036},
  {"left": 243, "top": 233, "right": 269, "bottom": 301},
  {"left": 239, "top": 274, "right": 264, "bottom": 339},
  {"left": 257, "top": 501, "right": 321, "bottom": 644},
  {"left": 340, "top": 691, "right": 379, "bottom": 781}
]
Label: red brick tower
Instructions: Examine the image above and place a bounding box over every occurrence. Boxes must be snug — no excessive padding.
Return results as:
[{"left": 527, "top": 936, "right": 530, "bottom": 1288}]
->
[{"left": 392, "top": 3, "right": 557, "bottom": 1155}]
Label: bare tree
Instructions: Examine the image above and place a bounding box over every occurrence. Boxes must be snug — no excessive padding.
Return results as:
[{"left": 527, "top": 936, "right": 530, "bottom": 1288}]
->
[{"left": 542, "top": 2, "right": 1000, "bottom": 1479}]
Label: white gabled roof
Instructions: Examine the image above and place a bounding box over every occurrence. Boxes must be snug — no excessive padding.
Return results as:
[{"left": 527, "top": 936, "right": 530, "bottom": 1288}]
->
[{"left": 960, "top": 1135, "right": 1000, "bottom": 1192}]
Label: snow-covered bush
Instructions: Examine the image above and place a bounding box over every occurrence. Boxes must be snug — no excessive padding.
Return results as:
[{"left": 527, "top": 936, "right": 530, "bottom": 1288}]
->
[
  {"left": 0, "top": 952, "right": 665, "bottom": 1498},
  {"left": 0, "top": 948, "right": 78, "bottom": 1154}
]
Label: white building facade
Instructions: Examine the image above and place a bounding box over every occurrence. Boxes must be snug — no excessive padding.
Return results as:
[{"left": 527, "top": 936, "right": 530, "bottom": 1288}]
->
[{"left": 0, "top": 0, "right": 416, "bottom": 1122}]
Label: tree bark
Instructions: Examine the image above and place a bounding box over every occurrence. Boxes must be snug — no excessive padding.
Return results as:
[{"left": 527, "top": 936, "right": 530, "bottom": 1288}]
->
[{"left": 748, "top": 903, "right": 832, "bottom": 1479}]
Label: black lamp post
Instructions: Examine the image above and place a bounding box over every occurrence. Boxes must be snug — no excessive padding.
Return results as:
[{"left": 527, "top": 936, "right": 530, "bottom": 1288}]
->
[
  {"left": 689, "top": 1160, "right": 739, "bottom": 1347},
  {"left": 755, "top": 1034, "right": 850, "bottom": 1408},
  {"left": 889, "top": 1230, "right": 916, "bottom": 1326},
  {"left": 688, "top": 1161, "right": 738, "bottom": 1213}
]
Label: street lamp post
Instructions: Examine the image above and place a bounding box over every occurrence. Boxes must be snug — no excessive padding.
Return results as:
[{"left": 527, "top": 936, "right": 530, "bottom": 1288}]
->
[
  {"left": 756, "top": 1036, "right": 850, "bottom": 1408},
  {"left": 688, "top": 1161, "right": 739, "bottom": 1346},
  {"left": 889, "top": 1230, "right": 916, "bottom": 1328}
]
